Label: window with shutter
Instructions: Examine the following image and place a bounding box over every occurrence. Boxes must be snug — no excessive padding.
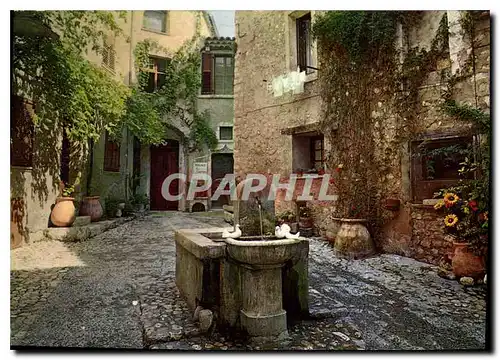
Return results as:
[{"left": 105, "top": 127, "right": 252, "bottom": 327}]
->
[
  {"left": 11, "top": 95, "right": 34, "bottom": 168},
  {"left": 143, "top": 11, "right": 167, "bottom": 33},
  {"left": 103, "top": 131, "right": 120, "bottom": 172}
]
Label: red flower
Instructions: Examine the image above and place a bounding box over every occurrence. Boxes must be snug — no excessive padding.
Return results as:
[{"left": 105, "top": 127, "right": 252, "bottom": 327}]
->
[
  {"left": 329, "top": 178, "right": 336, "bottom": 185},
  {"left": 468, "top": 200, "right": 479, "bottom": 211},
  {"left": 335, "top": 167, "right": 341, "bottom": 173}
]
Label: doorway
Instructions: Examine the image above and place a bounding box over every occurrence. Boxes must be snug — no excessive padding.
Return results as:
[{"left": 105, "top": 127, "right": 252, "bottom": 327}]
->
[
  {"left": 150, "top": 140, "right": 179, "bottom": 210},
  {"left": 211, "top": 153, "right": 234, "bottom": 209}
]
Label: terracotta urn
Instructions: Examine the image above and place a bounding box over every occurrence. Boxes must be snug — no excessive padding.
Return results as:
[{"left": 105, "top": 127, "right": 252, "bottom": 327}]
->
[
  {"left": 452, "top": 242, "right": 485, "bottom": 279},
  {"left": 333, "top": 218, "right": 375, "bottom": 259},
  {"left": 325, "top": 218, "right": 342, "bottom": 243},
  {"left": 50, "top": 197, "right": 76, "bottom": 227},
  {"left": 79, "top": 196, "right": 103, "bottom": 222}
]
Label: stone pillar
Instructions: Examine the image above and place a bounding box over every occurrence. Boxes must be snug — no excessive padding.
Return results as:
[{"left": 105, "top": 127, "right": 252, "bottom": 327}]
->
[{"left": 239, "top": 264, "right": 287, "bottom": 338}]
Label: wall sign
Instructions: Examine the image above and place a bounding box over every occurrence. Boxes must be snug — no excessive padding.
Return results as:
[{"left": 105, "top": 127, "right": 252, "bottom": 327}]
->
[{"left": 193, "top": 162, "right": 208, "bottom": 173}]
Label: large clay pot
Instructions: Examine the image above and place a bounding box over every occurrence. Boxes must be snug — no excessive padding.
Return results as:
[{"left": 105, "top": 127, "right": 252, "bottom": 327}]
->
[
  {"left": 333, "top": 218, "right": 375, "bottom": 259},
  {"left": 325, "top": 218, "right": 342, "bottom": 243},
  {"left": 299, "top": 216, "right": 313, "bottom": 229},
  {"left": 50, "top": 197, "right": 76, "bottom": 227},
  {"left": 452, "top": 242, "right": 485, "bottom": 279},
  {"left": 79, "top": 196, "right": 103, "bottom": 222}
]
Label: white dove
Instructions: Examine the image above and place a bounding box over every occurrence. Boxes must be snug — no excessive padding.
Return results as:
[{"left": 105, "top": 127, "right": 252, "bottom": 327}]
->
[
  {"left": 221, "top": 228, "right": 232, "bottom": 238},
  {"left": 275, "top": 225, "right": 285, "bottom": 239},
  {"left": 285, "top": 231, "right": 301, "bottom": 239},
  {"left": 280, "top": 223, "right": 291, "bottom": 235},
  {"left": 222, "top": 224, "right": 242, "bottom": 239}
]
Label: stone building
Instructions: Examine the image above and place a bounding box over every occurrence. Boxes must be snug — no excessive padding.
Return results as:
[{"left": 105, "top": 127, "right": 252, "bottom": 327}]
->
[
  {"left": 11, "top": 11, "right": 236, "bottom": 247},
  {"left": 233, "top": 10, "right": 490, "bottom": 265}
]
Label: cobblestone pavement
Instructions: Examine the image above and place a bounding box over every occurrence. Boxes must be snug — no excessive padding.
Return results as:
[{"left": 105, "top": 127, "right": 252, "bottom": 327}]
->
[{"left": 11, "top": 211, "right": 486, "bottom": 350}]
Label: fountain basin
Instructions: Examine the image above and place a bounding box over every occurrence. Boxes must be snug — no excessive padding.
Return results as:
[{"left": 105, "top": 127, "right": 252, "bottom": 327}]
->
[
  {"left": 175, "top": 227, "right": 309, "bottom": 340},
  {"left": 224, "top": 237, "right": 303, "bottom": 267}
]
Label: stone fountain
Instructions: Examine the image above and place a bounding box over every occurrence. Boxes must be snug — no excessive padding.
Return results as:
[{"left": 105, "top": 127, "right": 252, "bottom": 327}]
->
[{"left": 175, "top": 177, "right": 309, "bottom": 340}]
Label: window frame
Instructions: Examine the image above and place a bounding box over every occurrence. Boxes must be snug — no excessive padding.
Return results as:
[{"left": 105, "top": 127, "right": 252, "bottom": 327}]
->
[
  {"left": 410, "top": 135, "right": 476, "bottom": 202},
  {"left": 103, "top": 131, "right": 120, "bottom": 173},
  {"left": 143, "top": 56, "right": 169, "bottom": 93},
  {"left": 102, "top": 41, "right": 115, "bottom": 73},
  {"left": 296, "top": 12, "right": 313, "bottom": 74},
  {"left": 309, "top": 135, "right": 325, "bottom": 171},
  {"left": 219, "top": 126, "right": 234, "bottom": 141},
  {"left": 286, "top": 11, "right": 318, "bottom": 82},
  {"left": 142, "top": 10, "right": 167, "bottom": 34},
  {"left": 213, "top": 55, "right": 234, "bottom": 95}
]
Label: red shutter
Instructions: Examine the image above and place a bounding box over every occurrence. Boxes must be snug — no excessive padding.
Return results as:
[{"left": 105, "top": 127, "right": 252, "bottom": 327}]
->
[
  {"left": 202, "top": 53, "right": 213, "bottom": 94},
  {"left": 103, "top": 131, "right": 120, "bottom": 172}
]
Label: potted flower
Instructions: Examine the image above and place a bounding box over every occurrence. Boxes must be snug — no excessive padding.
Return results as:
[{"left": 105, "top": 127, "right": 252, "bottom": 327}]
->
[
  {"left": 50, "top": 181, "right": 76, "bottom": 227},
  {"left": 132, "top": 193, "right": 149, "bottom": 212},
  {"left": 298, "top": 206, "right": 313, "bottom": 229},
  {"left": 434, "top": 191, "right": 487, "bottom": 279},
  {"left": 332, "top": 204, "right": 376, "bottom": 259}
]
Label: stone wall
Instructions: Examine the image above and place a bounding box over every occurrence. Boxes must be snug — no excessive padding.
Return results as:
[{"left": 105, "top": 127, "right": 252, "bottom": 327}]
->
[{"left": 410, "top": 205, "right": 454, "bottom": 265}]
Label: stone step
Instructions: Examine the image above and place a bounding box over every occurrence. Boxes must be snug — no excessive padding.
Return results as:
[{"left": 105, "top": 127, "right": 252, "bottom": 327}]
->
[
  {"left": 73, "top": 216, "right": 91, "bottom": 227},
  {"left": 222, "top": 205, "right": 234, "bottom": 213}
]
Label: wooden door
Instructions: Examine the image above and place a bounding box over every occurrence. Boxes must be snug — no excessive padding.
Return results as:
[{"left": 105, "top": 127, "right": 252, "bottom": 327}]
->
[{"left": 150, "top": 141, "right": 179, "bottom": 210}]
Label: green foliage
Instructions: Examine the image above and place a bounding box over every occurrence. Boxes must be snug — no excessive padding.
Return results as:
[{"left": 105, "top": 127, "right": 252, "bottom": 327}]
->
[
  {"left": 188, "top": 111, "right": 218, "bottom": 151},
  {"left": 313, "top": 11, "right": 398, "bottom": 63},
  {"left": 277, "top": 210, "right": 296, "bottom": 222},
  {"left": 13, "top": 11, "right": 130, "bottom": 143},
  {"left": 62, "top": 183, "right": 75, "bottom": 197}
]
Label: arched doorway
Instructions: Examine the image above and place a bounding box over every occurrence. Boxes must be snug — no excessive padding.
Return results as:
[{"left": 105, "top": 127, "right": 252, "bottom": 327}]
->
[{"left": 150, "top": 140, "right": 179, "bottom": 210}]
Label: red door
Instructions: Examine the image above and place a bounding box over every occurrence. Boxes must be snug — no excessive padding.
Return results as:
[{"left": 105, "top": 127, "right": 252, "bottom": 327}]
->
[{"left": 150, "top": 141, "right": 179, "bottom": 210}]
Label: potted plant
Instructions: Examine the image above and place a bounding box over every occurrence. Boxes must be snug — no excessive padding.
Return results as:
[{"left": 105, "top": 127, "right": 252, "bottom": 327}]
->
[
  {"left": 332, "top": 204, "right": 375, "bottom": 259},
  {"left": 132, "top": 193, "right": 149, "bottom": 212},
  {"left": 80, "top": 194, "right": 104, "bottom": 222},
  {"left": 50, "top": 181, "right": 76, "bottom": 227},
  {"left": 434, "top": 190, "right": 487, "bottom": 279},
  {"left": 298, "top": 205, "right": 313, "bottom": 229}
]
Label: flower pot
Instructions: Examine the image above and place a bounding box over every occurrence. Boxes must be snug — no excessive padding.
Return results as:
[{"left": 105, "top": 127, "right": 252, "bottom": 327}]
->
[
  {"left": 452, "top": 242, "right": 485, "bottom": 279},
  {"left": 79, "top": 196, "right": 103, "bottom": 222},
  {"left": 333, "top": 218, "right": 375, "bottom": 259},
  {"left": 325, "top": 218, "right": 342, "bottom": 243},
  {"left": 50, "top": 197, "right": 76, "bottom": 227},
  {"left": 299, "top": 216, "right": 313, "bottom": 229}
]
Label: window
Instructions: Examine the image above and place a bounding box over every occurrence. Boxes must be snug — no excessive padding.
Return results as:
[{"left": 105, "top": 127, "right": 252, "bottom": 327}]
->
[
  {"left": 102, "top": 41, "right": 115, "bottom": 72},
  {"left": 11, "top": 95, "right": 34, "bottom": 167},
  {"left": 219, "top": 126, "right": 233, "bottom": 140},
  {"left": 292, "top": 133, "right": 324, "bottom": 173},
  {"left": 143, "top": 11, "right": 167, "bottom": 33},
  {"left": 310, "top": 135, "right": 324, "bottom": 170},
  {"left": 103, "top": 131, "right": 120, "bottom": 172},
  {"left": 296, "top": 12, "right": 312, "bottom": 74},
  {"left": 411, "top": 136, "right": 474, "bottom": 202},
  {"left": 201, "top": 53, "right": 234, "bottom": 95},
  {"left": 144, "top": 57, "right": 168, "bottom": 93}
]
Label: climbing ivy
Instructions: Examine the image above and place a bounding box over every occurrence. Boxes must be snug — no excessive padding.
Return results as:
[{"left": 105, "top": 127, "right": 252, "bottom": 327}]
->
[
  {"left": 123, "top": 13, "right": 218, "bottom": 151},
  {"left": 12, "top": 11, "right": 130, "bottom": 143}
]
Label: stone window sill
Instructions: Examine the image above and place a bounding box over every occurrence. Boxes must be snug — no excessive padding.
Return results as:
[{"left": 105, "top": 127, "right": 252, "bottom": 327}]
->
[
  {"left": 198, "top": 94, "right": 234, "bottom": 99},
  {"left": 11, "top": 166, "right": 33, "bottom": 171},
  {"left": 141, "top": 28, "right": 168, "bottom": 36}
]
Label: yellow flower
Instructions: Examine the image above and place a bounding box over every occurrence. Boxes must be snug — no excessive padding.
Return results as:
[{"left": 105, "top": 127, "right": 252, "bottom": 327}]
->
[
  {"left": 443, "top": 193, "right": 460, "bottom": 207},
  {"left": 444, "top": 214, "right": 459, "bottom": 227},
  {"left": 434, "top": 200, "right": 444, "bottom": 210},
  {"left": 484, "top": 211, "right": 488, "bottom": 221}
]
